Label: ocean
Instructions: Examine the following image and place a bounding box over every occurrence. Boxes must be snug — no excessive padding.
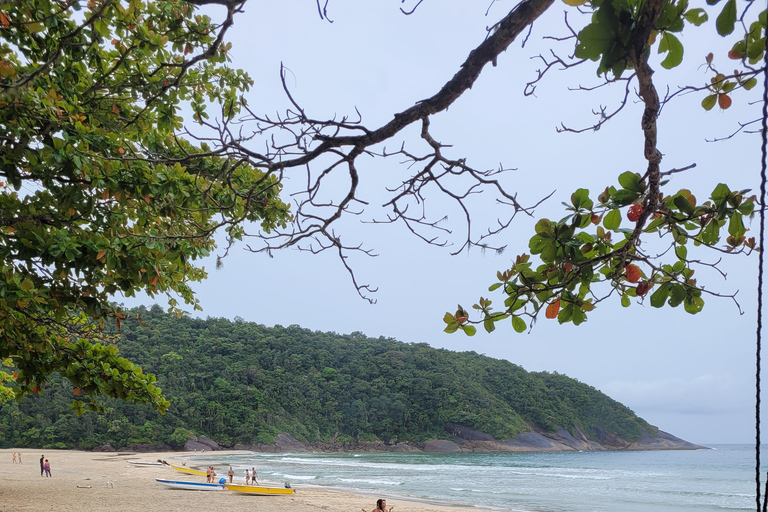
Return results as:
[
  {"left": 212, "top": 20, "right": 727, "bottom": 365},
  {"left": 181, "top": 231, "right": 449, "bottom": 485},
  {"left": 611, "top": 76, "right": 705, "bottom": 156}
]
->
[{"left": 183, "top": 444, "right": 760, "bottom": 511}]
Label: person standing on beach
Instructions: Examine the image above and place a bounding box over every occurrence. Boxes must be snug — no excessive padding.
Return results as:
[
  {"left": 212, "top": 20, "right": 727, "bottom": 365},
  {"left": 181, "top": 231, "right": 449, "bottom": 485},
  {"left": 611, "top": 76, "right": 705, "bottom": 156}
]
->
[
  {"left": 18, "top": 452, "right": 21, "bottom": 464},
  {"left": 251, "top": 467, "right": 257, "bottom": 485},
  {"left": 206, "top": 466, "right": 211, "bottom": 483},
  {"left": 228, "top": 467, "right": 234, "bottom": 483},
  {"left": 12, "top": 452, "right": 16, "bottom": 464},
  {"left": 245, "top": 469, "right": 250, "bottom": 485},
  {"left": 39, "top": 454, "right": 44, "bottom": 476},
  {"left": 44, "top": 459, "right": 51, "bottom": 477}
]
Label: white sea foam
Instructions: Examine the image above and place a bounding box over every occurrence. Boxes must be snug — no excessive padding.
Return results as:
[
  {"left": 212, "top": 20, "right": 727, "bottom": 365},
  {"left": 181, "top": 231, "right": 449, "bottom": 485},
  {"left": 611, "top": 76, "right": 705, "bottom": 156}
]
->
[
  {"left": 339, "top": 478, "right": 403, "bottom": 486},
  {"left": 213, "top": 444, "right": 756, "bottom": 512}
]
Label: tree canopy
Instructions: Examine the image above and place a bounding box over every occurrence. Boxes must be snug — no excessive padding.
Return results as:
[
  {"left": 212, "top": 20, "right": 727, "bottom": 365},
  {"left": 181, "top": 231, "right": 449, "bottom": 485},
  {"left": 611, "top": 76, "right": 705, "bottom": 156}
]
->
[
  {"left": 0, "top": 0, "right": 289, "bottom": 412},
  {"left": 0, "top": 0, "right": 765, "bottom": 410},
  {"left": 0, "top": 306, "right": 656, "bottom": 450}
]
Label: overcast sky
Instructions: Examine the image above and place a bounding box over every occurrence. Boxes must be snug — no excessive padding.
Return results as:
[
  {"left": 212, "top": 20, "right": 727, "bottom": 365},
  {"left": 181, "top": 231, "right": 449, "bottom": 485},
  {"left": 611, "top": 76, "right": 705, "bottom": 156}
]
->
[{"left": 125, "top": 0, "right": 763, "bottom": 445}]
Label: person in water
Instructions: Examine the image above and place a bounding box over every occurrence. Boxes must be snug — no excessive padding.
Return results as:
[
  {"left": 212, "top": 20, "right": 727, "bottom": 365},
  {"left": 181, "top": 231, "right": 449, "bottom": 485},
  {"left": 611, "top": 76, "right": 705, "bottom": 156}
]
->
[
  {"left": 362, "top": 498, "right": 393, "bottom": 512},
  {"left": 228, "top": 467, "right": 234, "bottom": 483}
]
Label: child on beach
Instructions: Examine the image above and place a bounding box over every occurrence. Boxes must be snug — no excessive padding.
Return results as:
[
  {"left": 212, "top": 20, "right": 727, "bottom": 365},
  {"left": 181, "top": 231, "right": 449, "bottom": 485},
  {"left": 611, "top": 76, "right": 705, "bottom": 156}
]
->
[
  {"left": 245, "top": 469, "right": 250, "bottom": 485},
  {"left": 44, "top": 459, "right": 51, "bottom": 477}
]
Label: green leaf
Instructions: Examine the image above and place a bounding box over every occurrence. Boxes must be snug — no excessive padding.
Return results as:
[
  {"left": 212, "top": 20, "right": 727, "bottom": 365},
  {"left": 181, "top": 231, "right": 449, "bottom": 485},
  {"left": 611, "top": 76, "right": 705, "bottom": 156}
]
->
[
  {"left": 673, "top": 195, "right": 694, "bottom": 215},
  {"left": 711, "top": 183, "right": 731, "bottom": 203},
  {"left": 669, "top": 285, "right": 687, "bottom": 307},
  {"left": 650, "top": 284, "right": 670, "bottom": 308},
  {"left": 535, "top": 219, "right": 553, "bottom": 235},
  {"left": 512, "top": 315, "right": 527, "bottom": 333},
  {"left": 738, "top": 201, "right": 755, "bottom": 215},
  {"left": 571, "top": 307, "right": 586, "bottom": 326},
  {"left": 684, "top": 8, "right": 708, "bottom": 26},
  {"left": 684, "top": 295, "right": 705, "bottom": 314},
  {"left": 618, "top": 171, "right": 642, "bottom": 192},
  {"left": 716, "top": 0, "right": 737, "bottom": 35},
  {"left": 728, "top": 212, "right": 745, "bottom": 238},
  {"left": 611, "top": 189, "right": 641, "bottom": 205},
  {"left": 603, "top": 209, "right": 622, "bottom": 230},
  {"left": 484, "top": 317, "right": 496, "bottom": 333},
  {"left": 621, "top": 294, "right": 630, "bottom": 307},
  {"left": 658, "top": 32, "right": 684, "bottom": 69},
  {"left": 571, "top": 189, "right": 593, "bottom": 210},
  {"left": 444, "top": 322, "right": 460, "bottom": 334},
  {"left": 675, "top": 245, "right": 688, "bottom": 260},
  {"left": 461, "top": 325, "right": 477, "bottom": 336},
  {"left": 701, "top": 221, "right": 720, "bottom": 245},
  {"left": 743, "top": 78, "right": 758, "bottom": 91},
  {"left": 575, "top": 23, "right": 618, "bottom": 62},
  {"left": 701, "top": 94, "right": 717, "bottom": 111}
]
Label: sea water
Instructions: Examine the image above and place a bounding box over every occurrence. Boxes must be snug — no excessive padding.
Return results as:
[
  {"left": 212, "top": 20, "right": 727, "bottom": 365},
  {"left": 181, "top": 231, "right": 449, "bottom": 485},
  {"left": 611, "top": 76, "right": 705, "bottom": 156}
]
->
[{"left": 183, "top": 444, "right": 760, "bottom": 511}]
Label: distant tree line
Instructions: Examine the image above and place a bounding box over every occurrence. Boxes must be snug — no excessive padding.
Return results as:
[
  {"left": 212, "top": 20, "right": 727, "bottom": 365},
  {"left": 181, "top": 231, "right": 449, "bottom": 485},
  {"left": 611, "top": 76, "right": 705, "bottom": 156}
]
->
[{"left": 0, "top": 306, "right": 655, "bottom": 450}]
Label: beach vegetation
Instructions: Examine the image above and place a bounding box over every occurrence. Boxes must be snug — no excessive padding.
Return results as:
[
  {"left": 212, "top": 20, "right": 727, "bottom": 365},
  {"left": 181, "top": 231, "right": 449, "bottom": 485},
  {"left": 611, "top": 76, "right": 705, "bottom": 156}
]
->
[
  {"left": 0, "top": 307, "right": 655, "bottom": 449},
  {"left": 0, "top": 0, "right": 290, "bottom": 412},
  {"left": 443, "top": 0, "right": 765, "bottom": 335}
]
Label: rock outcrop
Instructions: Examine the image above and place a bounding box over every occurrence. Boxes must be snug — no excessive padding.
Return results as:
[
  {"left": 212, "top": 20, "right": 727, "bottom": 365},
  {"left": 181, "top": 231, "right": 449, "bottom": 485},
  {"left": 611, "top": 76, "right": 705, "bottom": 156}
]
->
[{"left": 231, "top": 423, "right": 704, "bottom": 454}]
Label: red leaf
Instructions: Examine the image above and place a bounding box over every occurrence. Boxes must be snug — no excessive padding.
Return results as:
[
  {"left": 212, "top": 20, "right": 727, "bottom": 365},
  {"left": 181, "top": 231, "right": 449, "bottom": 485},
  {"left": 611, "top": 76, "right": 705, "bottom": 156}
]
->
[
  {"left": 625, "top": 264, "right": 641, "bottom": 283},
  {"left": 718, "top": 94, "right": 732, "bottom": 109},
  {"left": 545, "top": 300, "right": 560, "bottom": 319},
  {"left": 627, "top": 205, "right": 643, "bottom": 222},
  {"left": 636, "top": 281, "right": 651, "bottom": 297}
]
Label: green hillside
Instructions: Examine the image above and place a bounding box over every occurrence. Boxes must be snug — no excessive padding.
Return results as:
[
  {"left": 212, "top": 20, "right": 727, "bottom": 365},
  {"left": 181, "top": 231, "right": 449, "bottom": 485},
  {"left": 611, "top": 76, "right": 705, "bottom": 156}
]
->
[{"left": 0, "top": 305, "right": 655, "bottom": 450}]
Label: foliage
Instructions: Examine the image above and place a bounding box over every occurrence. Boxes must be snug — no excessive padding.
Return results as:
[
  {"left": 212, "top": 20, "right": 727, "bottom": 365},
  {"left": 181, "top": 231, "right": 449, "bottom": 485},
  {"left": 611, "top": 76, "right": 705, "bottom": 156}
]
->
[
  {"left": 445, "top": 179, "right": 756, "bottom": 334},
  {"left": 446, "top": 0, "right": 766, "bottom": 335},
  {"left": 0, "top": 0, "right": 290, "bottom": 410},
  {"left": 0, "top": 306, "right": 654, "bottom": 449}
]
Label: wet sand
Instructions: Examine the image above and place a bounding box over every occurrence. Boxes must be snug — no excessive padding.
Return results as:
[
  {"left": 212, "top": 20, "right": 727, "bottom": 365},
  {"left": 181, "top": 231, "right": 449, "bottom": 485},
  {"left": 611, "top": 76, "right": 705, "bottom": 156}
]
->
[{"left": 0, "top": 448, "right": 491, "bottom": 512}]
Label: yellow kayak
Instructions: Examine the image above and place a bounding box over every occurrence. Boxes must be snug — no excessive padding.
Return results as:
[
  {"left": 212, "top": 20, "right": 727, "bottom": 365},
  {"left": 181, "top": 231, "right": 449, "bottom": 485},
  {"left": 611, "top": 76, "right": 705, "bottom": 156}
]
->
[
  {"left": 170, "top": 464, "right": 207, "bottom": 476},
  {"left": 224, "top": 483, "right": 295, "bottom": 495}
]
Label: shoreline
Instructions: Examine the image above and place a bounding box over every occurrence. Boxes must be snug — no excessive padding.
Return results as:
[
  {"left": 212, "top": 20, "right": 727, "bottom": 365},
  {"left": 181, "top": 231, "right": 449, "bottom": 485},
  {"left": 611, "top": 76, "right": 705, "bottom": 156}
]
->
[{"left": 0, "top": 448, "right": 495, "bottom": 512}]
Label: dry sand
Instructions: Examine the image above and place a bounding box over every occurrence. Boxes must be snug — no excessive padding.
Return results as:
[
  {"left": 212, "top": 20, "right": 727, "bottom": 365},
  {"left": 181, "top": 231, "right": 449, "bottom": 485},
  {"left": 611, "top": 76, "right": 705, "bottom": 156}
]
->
[{"left": 0, "top": 448, "right": 490, "bottom": 512}]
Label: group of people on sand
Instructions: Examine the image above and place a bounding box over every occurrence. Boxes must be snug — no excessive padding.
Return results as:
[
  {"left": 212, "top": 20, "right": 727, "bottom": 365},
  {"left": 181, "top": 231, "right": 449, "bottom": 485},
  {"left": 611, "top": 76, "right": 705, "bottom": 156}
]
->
[
  {"left": 11, "top": 452, "right": 22, "bottom": 464},
  {"left": 221, "top": 466, "right": 258, "bottom": 485},
  {"left": 205, "top": 466, "right": 217, "bottom": 483},
  {"left": 38, "top": 454, "right": 51, "bottom": 477},
  {"left": 245, "top": 467, "right": 258, "bottom": 485},
  {"left": 363, "top": 498, "right": 394, "bottom": 512}
]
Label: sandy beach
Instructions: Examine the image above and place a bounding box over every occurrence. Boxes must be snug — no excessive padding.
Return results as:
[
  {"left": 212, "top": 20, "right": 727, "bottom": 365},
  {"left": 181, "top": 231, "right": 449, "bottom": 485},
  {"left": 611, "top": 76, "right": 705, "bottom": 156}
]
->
[{"left": 0, "top": 448, "right": 491, "bottom": 512}]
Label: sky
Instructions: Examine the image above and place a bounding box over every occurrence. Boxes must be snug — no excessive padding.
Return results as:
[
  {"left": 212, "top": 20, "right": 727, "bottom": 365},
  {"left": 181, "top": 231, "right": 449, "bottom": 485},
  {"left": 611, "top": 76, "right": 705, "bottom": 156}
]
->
[{"left": 123, "top": 0, "right": 763, "bottom": 445}]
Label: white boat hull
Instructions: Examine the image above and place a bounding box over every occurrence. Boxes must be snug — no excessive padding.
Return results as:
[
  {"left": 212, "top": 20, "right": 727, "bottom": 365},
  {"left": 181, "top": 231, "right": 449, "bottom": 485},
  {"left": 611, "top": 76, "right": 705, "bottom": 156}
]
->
[{"left": 155, "top": 478, "right": 225, "bottom": 491}]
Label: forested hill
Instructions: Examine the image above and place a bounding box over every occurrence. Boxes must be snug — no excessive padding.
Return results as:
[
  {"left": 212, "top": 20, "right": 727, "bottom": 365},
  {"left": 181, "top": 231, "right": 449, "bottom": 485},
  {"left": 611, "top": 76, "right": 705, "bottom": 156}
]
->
[{"left": 1, "top": 305, "right": 666, "bottom": 451}]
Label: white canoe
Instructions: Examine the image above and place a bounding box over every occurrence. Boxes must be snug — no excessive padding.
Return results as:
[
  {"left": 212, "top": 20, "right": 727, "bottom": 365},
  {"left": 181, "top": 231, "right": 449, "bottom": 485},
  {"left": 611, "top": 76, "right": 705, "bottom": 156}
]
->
[
  {"left": 128, "top": 460, "right": 165, "bottom": 466},
  {"left": 155, "top": 478, "right": 226, "bottom": 491}
]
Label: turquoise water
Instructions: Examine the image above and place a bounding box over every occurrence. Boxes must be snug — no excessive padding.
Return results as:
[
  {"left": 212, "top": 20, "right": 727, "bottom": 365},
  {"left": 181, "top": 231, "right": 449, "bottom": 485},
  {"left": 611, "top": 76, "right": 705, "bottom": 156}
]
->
[{"left": 184, "top": 444, "right": 761, "bottom": 511}]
